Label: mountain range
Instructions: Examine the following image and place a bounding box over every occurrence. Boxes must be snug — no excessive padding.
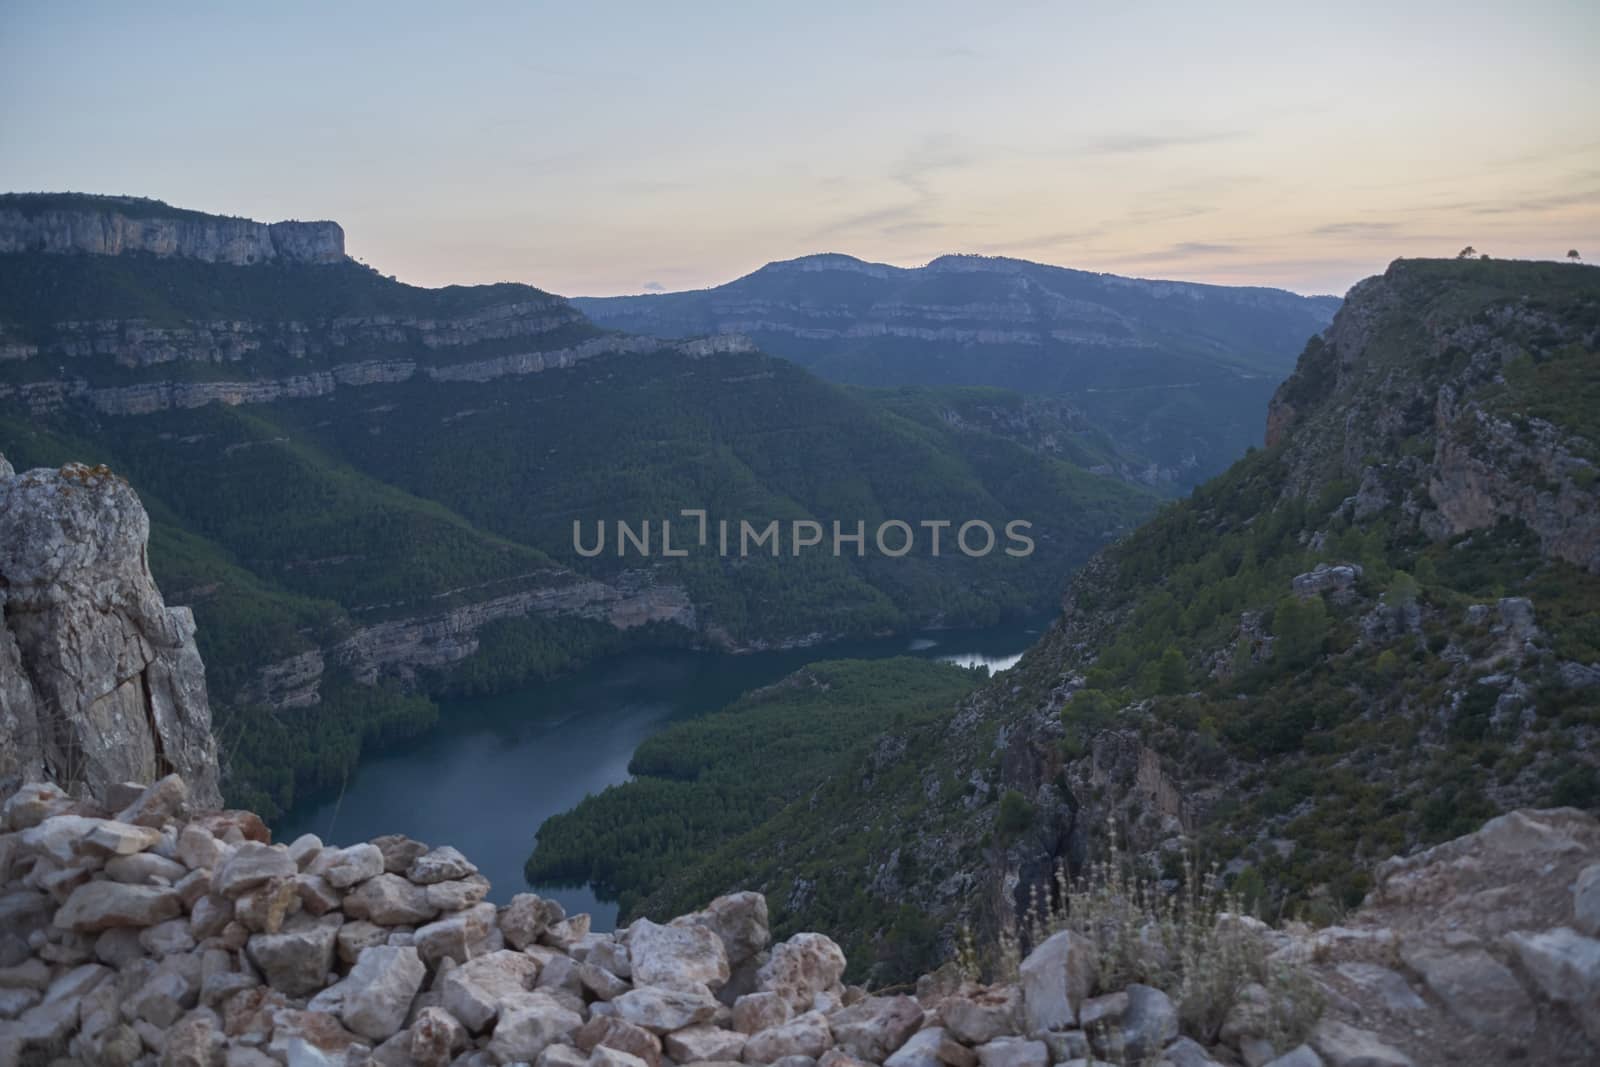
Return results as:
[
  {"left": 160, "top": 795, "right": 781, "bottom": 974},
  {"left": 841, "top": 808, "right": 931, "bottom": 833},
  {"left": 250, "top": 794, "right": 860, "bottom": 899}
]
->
[{"left": 575, "top": 253, "right": 1341, "bottom": 491}]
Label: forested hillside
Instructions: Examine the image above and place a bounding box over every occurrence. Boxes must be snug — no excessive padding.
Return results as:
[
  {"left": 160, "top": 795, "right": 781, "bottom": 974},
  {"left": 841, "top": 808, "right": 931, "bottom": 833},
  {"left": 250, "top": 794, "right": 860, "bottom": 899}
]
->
[{"left": 0, "top": 195, "right": 1153, "bottom": 820}]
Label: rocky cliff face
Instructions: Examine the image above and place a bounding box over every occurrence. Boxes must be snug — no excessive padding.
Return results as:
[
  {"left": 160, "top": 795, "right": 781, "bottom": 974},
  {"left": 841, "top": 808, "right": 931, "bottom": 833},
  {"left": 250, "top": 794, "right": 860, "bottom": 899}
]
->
[
  {"left": 1, "top": 333, "right": 755, "bottom": 417},
  {"left": 0, "top": 196, "right": 344, "bottom": 265},
  {"left": 0, "top": 458, "right": 221, "bottom": 806},
  {"left": 1266, "top": 259, "right": 1600, "bottom": 573}
]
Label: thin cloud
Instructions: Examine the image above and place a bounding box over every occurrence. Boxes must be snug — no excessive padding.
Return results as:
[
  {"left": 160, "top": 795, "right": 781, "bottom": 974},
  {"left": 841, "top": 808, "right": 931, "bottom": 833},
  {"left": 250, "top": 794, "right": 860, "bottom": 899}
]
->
[
  {"left": 642, "top": 281, "right": 666, "bottom": 292},
  {"left": 1312, "top": 221, "right": 1400, "bottom": 237},
  {"left": 1078, "top": 129, "right": 1245, "bottom": 156},
  {"left": 813, "top": 134, "right": 974, "bottom": 238}
]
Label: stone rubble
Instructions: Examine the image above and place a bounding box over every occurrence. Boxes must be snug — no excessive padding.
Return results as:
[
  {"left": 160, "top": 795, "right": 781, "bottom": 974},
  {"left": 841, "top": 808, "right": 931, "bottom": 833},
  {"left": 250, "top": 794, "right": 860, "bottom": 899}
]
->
[{"left": 0, "top": 778, "right": 1594, "bottom": 1067}]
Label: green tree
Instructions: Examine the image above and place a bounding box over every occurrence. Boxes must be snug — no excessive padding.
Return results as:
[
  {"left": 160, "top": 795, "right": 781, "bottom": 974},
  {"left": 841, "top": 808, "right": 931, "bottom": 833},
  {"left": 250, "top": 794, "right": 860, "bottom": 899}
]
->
[
  {"left": 1158, "top": 646, "right": 1188, "bottom": 694},
  {"left": 1272, "top": 595, "right": 1330, "bottom": 668},
  {"left": 997, "top": 789, "right": 1035, "bottom": 837}
]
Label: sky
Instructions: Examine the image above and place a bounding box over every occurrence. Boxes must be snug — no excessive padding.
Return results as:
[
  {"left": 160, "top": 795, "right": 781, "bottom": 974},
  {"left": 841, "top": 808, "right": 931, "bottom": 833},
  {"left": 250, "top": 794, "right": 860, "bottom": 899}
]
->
[{"left": 2, "top": 1, "right": 1597, "bottom": 297}]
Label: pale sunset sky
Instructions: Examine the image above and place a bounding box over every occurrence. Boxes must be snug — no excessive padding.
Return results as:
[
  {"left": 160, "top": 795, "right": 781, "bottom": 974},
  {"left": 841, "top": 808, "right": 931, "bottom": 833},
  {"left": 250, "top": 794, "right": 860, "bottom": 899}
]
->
[{"left": 2, "top": 1, "right": 1596, "bottom": 297}]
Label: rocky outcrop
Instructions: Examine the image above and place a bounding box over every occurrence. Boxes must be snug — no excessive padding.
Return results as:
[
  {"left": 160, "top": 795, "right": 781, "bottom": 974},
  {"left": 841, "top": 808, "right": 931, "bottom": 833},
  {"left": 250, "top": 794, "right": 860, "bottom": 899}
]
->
[
  {"left": 0, "top": 196, "right": 343, "bottom": 264},
  {"left": 1265, "top": 259, "right": 1600, "bottom": 573},
  {"left": 0, "top": 335, "right": 757, "bottom": 417},
  {"left": 1288, "top": 807, "right": 1600, "bottom": 1065},
  {"left": 0, "top": 460, "right": 221, "bottom": 805},
  {"left": 4, "top": 774, "right": 1590, "bottom": 1066}
]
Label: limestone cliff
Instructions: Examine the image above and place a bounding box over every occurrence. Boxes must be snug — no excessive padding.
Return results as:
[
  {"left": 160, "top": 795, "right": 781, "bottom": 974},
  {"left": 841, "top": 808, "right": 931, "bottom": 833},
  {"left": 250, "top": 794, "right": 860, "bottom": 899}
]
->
[
  {"left": 0, "top": 457, "right": 221, "bottom": 805},
  {"left": 0, "top": 194, "right": 343, "bottom": 265},
  {"left": 1265, "top": 259, "right": 1600, "bottom": 572}
]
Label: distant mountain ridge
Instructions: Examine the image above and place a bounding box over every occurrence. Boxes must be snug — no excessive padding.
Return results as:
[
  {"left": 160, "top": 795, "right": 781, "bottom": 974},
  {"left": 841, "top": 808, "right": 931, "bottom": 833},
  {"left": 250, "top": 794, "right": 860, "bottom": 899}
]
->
[
  {"left": 0, "top": 192, "right": 345, "bottom": 265},
  {"left": 575, "top": 253, "right": 1341, "bottom": 490}
]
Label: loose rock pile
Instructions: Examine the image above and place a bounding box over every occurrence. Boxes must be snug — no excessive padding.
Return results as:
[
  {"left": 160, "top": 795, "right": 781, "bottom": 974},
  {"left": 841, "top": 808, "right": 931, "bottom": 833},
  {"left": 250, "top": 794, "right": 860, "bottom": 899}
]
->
[{"left": 1, "top": 776, "right": 1591, "bottom": 1067}]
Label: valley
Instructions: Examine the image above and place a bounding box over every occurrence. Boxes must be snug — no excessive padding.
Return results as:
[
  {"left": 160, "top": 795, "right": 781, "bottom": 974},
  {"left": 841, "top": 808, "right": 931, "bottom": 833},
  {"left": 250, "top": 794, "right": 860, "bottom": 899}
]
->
[{"left": 275, "top": 621, "right": 1045, "bottom": 931}]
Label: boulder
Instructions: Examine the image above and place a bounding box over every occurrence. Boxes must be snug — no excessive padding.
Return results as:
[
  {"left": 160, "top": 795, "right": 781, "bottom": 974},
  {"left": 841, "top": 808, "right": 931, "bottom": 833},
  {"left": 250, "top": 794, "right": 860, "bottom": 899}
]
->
[
  {"left": 819, "top": 1050, "right": 875, "bottom": 1067},
  {"left": 177, "top": 825, "right": 225, "bottom": 871},
  {"left": 883, "top": 1026, "right": 947, "bottom": 1067},
  {"left": 757, "top": 933, "right": 846, "bottom": 1011},
  {"left": 537, "top": 1045, "right": 592, "bottom": 1067},
  {"left": 139, "top": 916, "right": 196, "bottom": 955},
  {"left": 441, "top": 949, "right": 541, "bottom": 1031},
  {"left": 1117, "top": 985, "right": 1178, "bottom": 1062},
  {"left": 425, "top": 875, "right": 490, "bottom": 912},
  {"left": 576, "top": 1014, "right": 665, "bottom": 1067},
  {"left": 407, "top": 846, "right": 477, "bottom": 885},
  {"left": 164, "top": 1010, "right": 226, "bottom": 1067},
  {"left": 54, "top": 881, "right": 182, "bottom": 932},
  {"left": 578, "top": 961, "right": 630, "bottom": 1000},
  {"left": 538, "top": 954, "right": 586, "bottom": 996},
  {"left": 1309, "top": 1020, "right": 1414, "bottom": 1067},
  {"left": 613, "top": 983, "right": 721, "bottom": 1033},
  {"left": 126, "top": 968, "right": 196, "bottom": 1026},
  {"left": 245, "top": 913, "right": 341, "bottom": 997},
  {"left": 587, "top": 937, "right": 632, "bottom": 979},
  {"left": 310, "top": 843, "right": 385, "bottom": 889},
  {"left": 114, "top": 774, "right": 192, "bottom": 828},
  {"left": 263, "top": 1007, "right": 366, "bottom": 1064},
  {"left": 372, "top": 834, "right": 430, "bottom": 874},
  {"left": 213, "top": 843, "right": 297, "bottom": 897},
  {"left": 83, "top": 819, "right": 163, "bottom": 856},
  {"left": 1504, "top": 926, "right": 1600, "bottom": 1042},
  {"left": 485, "top": 991, "right": 583, "bottom": 1063},
  {"left": 1573, "top": 863, "right": 1600, "bottom": 938},
  {"left": 235, "top": 876, "right": 300, "bottom": 933},
  {"left": 591, "top": 1047, "right": 652, "bottom": 1067},
  {"left": 103, "top": 851, "right": 187, "bottom": 884},
  {"left": 735, "top": 990, "right": 793, "bottom": 1034},
  {"left": 409, "top": 1005, "right": 467, "bottom": 1066},
  {"left": 543, "top": 913, "right": 592, "bottom": 951},
  {"left": 1399, "top": 943, "right": 1533, "bottom": 1036},
  {"left": 629, "top": 917, "right": 732, "bottom": 990},
  {"left": 675, "top": 892, "right": 771, "bottom": 966},
  {"left": 1261, "top": 1047, "right": 1324, "bottom": 1067},
  {"left": 1076, "top": 991, "right": 1126, "bottom": 1030},
  {"left": 2, "top": 782, "right": 71, "bottom": 832},
  {"left": 287, "top": 833, "right": 324, "bottom": 869},
  {"left": 337, "top": 920, "right": 389, "bottom": 966},
  {"left": 339, "top": 944, "right": 426, "bottom": 1042},
  {"left": 974, "top": 1037, "right": 1048, "bottom": 1067},
  {"left": 502, "top": 892, "right": 567, "bottom": 950},
  {"left": 20, "top": 814, "right": 103, "bottom": 863},
  {"left": 344, "top": 873, "right": 437, "bottom": 925},
  {"left": 667, "top": 1023, "right": 749, "bottom": 1063},
  {"left": 414, "top": 902, "right": 496, "bottom": 967},
  {"left": 296, "top": 873, "right": 341, "bottom": 917},
  {"left": 941, "top": 986, "right": 1021, "bottom": 1045},
  {"left": 1018, "top": 929, "right": 1097, "bottom": 1033},
  {"left": 827, "top": 994, "right": 922, "bottom": 1061},
  {"left": 743, "top": 1009, "right": 834, "bottom": 1063}
]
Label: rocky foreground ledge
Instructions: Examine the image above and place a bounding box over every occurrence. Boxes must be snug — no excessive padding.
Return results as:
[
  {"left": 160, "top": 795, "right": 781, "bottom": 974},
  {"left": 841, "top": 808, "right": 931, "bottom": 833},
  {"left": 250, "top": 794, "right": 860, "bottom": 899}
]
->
[{"left": 1, "top": 777, "right": 1596, "bottom": 1067}]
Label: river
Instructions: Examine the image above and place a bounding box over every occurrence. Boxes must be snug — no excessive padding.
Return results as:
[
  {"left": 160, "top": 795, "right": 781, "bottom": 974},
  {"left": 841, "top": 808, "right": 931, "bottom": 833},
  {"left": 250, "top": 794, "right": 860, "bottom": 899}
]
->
[{"left": 275, "top": 616, "right": 1047, "bottom": 929}]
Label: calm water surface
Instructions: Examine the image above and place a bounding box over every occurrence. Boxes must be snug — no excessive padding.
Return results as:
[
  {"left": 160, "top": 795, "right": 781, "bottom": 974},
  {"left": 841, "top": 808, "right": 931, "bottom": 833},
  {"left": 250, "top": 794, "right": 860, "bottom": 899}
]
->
[{"left": 276, "top": 617, "right": 1047, "bottom": 929}]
